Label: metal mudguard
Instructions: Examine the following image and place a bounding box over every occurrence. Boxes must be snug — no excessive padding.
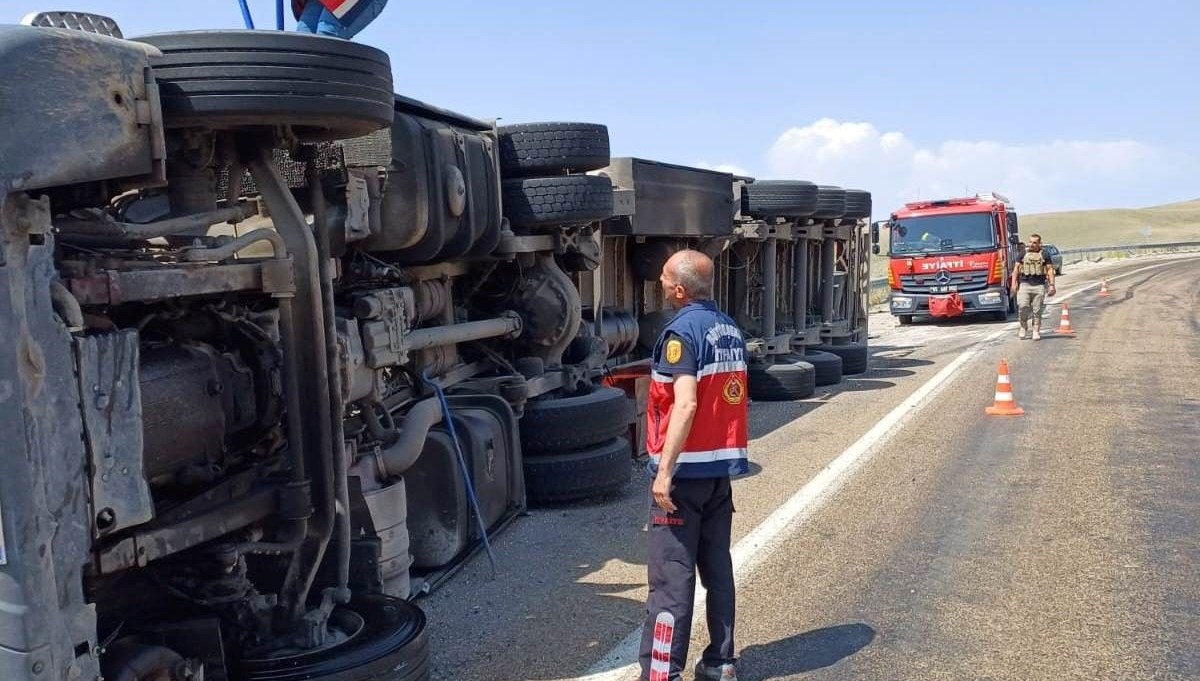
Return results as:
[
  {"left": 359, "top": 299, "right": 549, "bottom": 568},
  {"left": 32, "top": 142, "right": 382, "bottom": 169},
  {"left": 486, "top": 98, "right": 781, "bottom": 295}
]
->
[
  {"left": 0, "top": 24, "right": 164, "bottom": 193},
  {"left": 0, "top": 195, "right": 99, "bottom": 680}
]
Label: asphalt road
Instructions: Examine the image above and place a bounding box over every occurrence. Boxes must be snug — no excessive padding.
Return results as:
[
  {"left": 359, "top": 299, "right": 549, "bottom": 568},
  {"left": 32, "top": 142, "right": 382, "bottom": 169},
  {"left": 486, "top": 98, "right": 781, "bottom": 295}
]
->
[{"left": 420, "top": 255, "right": 1200, "bottom": 681}]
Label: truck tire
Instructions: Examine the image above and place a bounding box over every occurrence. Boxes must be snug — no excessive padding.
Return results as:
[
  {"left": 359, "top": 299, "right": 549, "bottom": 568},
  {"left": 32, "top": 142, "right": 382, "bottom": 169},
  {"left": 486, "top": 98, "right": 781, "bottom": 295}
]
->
[
  {"left": 502, "top": 175, "right": 614, "bottom": 228},
  {"left": 524, "top": 438, "right": 633, "bottom": 505},
  {"left": 238, "top": 594, "right": 429, "bottom": 681},
  {"left": 897, "top": 314, "right": 914, "bottom": 325},
  {"left": 843, "top": 189, "right": 872, "bottom": 219},
  {"left": 812, "top": 186, "right": 847, "bottom": 220},
  {"left": 520, "top": 385, "right": 633, "bottom": 454},
  {"left": 748, "top": 357, "right": 816, "bottom": 401},
  {"left": 497, "top": 123, "right": 611, "bottom": 177},
  {"left": 804, "top": 349, "right": 843, "bottom": 385},
  {"left": 741, "top": 180, "right": 819, "bottom": 218},
  {"left": 812, "top": 342, "right": 869, "bottom": 375},
  {"left": 135, "top": 31, "right": 394, "bottom": 141}
]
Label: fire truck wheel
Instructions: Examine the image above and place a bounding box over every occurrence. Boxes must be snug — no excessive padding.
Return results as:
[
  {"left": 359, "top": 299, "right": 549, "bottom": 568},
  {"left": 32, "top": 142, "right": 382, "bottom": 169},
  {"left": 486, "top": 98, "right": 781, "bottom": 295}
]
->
[
  {"left": 812, "top": 342, "right": 869, "bottom": 375},
  {"left": 497, "top": 122, "right": 611, "bottom": 177},
  {"left": 813, "top": 186, "right": 847, "bottom": 220},
  {"left": 803, "top": 349, "right": 844, "bottom": 386},
  {"left": 502, "top": 175, "right": 615, "bottom": 228},
  {"left": 748, "top": 357, "right": 817, "bottom": 401},
  {"left": 524, "top": 437, "right": 633, "bottom": 505},
  {"left": 741, "top": 180, "right": 819, "bottom": 219},
  {"left": 843, "top": 189, "right": 873, "bottom": 219},
  {"left": 520, "top": 385, "right": 634, "bottom": 454},
  {"left": 135, "top": 31, "right": 394, "bottom": 141}
]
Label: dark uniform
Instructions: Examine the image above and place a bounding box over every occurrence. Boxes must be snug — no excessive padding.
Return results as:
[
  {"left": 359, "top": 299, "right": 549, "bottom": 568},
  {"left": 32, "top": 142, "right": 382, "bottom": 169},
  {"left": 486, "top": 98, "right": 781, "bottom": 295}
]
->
[{"left": 640, "top": 300, "right": 749, "bottom": 680}]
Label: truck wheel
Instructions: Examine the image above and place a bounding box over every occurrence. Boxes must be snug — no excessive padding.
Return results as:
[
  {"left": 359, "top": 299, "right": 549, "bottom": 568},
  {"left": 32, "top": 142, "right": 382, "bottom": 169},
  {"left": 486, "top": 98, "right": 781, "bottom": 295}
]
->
[
  {"left": 238, "top": 594, "right": 429, "bottom": 681},
  {"left": 812, "top": 186, "right": 847, "bottom": 220},
  {"left": 497, "top": 123, "right": 611, "bottom": 177},
  {"left": 524, "top": 437, "right": 633, "bottom": 505},
  {"left": 741, "top": 180, "right": 818, "bottom": 219},
  {"left": 990, "top": 309, "right": 1009, "bottom": 322},
  {"left": 897, "top": 314, "right": 914, "bottom": 325},
  {"left": 812, "top": 342, "right": 869, "bottom": 375},
  {"left": 502, "top": 175, "right": 614, "bottom": 228},
  {"left": 804, "top": 349, "right": 844, "bottom": 386},
  {"left": 843, "top": 189, "right": 872, "bottom": 219},
  {"left": 135, "top": 31, "right": 394, "bottom": 141},
  {"left": 520, "top": 385, "right": 634, "bottom": 454},
  {"left": 748, "top": 357, "right": 816, "bottom": 401}
]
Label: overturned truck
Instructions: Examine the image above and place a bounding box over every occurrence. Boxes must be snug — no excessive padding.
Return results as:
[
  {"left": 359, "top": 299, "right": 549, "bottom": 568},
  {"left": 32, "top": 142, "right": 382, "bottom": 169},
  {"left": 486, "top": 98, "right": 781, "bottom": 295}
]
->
[{"left": 0, "top": 14, "right": 870, "bottom": 681}]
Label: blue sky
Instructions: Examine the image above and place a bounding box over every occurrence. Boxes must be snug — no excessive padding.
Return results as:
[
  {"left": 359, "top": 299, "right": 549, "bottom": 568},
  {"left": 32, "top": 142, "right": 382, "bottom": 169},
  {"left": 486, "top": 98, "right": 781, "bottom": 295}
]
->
[{"left": 24, "top": 1, "right": 1199, "bottom": 214}]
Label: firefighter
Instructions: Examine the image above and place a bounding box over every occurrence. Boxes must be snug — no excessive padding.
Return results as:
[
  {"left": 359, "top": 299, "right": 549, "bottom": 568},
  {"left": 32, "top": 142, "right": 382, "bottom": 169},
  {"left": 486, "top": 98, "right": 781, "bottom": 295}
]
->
[
  {"left": 293, "top": 0, "right": 388, "bottom": 39},
  {"left": 1010, "top": 232, "right": 1057, "bottom": 340},
  {"left": 639, "top": 249, "right": 749, "bottom": 681}
]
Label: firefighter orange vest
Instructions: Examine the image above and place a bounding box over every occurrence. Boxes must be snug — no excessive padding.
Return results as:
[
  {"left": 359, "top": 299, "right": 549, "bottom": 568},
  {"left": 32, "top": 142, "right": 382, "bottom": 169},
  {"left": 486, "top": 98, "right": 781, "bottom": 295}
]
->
[{"left": 647, "top": 300, "right": 750, "bottom": 478}]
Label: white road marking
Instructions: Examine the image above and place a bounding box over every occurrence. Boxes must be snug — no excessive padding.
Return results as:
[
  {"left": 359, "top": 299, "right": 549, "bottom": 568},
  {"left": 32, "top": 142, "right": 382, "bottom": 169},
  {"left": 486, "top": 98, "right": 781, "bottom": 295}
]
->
[{"left": 566, "top": 257, "right": 1199, "bottom": 681}]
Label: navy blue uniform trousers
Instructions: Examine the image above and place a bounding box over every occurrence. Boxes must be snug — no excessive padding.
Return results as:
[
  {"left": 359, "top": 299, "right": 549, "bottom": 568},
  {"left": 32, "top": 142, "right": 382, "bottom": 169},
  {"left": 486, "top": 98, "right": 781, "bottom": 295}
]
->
[{"left": 639, "top": 476, "right": 736, "bottom": 680}]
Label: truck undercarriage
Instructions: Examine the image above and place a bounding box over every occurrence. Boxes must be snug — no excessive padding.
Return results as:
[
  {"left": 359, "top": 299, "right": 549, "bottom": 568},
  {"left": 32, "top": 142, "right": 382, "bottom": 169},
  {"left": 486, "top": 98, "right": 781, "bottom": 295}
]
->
[{"left": 0, "top": 15, "right": 871, "bottom": 680}]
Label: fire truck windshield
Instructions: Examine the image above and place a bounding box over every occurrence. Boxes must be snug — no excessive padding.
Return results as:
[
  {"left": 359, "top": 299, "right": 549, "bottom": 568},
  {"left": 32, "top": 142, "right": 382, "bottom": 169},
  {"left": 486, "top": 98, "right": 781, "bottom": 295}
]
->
[{"left": 890, "top": 213, "right": 996, "bottom": 254}]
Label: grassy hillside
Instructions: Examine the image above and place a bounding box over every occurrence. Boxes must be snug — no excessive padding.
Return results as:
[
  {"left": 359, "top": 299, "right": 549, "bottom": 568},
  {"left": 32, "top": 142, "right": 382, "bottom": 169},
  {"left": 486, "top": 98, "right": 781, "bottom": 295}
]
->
[{"left": 1021, "top": 198, "right": 1200, "bottom": 249}]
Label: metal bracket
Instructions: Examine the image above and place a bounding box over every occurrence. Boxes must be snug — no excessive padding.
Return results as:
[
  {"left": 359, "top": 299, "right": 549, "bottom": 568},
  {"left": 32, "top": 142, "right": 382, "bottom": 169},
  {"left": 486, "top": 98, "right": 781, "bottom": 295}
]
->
[{"left": 75, "top": 331, "right": 155, "bottom": 538}]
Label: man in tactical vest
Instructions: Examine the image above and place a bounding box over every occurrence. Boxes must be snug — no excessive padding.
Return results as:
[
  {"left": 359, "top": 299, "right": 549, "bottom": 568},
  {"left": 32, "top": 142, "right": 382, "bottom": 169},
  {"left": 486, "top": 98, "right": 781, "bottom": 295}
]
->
[
  {"left": 1010, "top": 232, "right": 1057, "bottom": 340},
  {"left": 640, "top": 250, "right": 749, "bottom": 681}
]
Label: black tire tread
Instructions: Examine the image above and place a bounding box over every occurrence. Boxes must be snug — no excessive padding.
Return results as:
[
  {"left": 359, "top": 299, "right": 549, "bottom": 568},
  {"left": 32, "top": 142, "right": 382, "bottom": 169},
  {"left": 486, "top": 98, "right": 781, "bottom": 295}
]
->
[
  {"left": 748, "top": 357, "right": 817, "bottom": 401},
  {"left": 502, "top": 175, "right": 614, "bottom": 227},
  {"left": 524, "top": 438, "right": 633, "bottom": 504},
  {"left": 843, "top": 189, "right": 872, "bottom": 219},
  {"left": 813, "top": 186, "right": 847, "bottom": 220},
  {"left": 135, "top": 30, "right": 393, "bottom": 141},
  {"left": 497, "top": 122, "right": 611, "bottom": 176},
  {"left": 804, "top": 349, "right": 844, "bottom": 385},
  {"left": 741, "top": 180, "right": 819, "bottom": 218},
  {"left": 812, "top": 342, "right": 869, "bottom": 375},
  {"left": 520, "top": 386, "right": 633, "bottom": 454}
]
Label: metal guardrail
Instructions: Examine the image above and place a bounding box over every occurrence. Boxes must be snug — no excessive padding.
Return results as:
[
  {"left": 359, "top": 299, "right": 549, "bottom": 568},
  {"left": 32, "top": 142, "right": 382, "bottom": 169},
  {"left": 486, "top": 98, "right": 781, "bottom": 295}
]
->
[
  {"left": 865, "top": 240, "right": 1200, "bottom": 305},
  {"left": 1056, "top": 240, "right": 1200, "bottom": 262}
]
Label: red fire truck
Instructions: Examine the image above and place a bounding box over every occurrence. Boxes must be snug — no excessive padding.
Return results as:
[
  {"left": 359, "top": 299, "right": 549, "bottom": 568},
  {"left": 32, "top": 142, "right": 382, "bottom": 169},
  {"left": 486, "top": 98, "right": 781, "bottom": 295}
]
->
[{"left": 872, "top": 192, "right": 1022, "bottom": 324}]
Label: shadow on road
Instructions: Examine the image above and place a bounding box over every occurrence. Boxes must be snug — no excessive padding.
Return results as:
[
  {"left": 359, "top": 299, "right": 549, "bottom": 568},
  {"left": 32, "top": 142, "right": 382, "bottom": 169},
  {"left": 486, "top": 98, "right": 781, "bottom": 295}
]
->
[
  {"left": 836, "top": 378, "right": 897, "bottom": 392},
  {"left": 739, "top": 622, "right": 877, "bottom": 678}
]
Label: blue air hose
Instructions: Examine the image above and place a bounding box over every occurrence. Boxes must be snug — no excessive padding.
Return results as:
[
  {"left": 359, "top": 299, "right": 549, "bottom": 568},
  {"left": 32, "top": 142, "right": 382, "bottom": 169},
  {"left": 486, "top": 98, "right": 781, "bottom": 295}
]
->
[
  {"left": 237, "top": 0, "right": 256, "bottom": 29},
  {"left": 421, "top": 372, "right": 498, "bottom": 578}
]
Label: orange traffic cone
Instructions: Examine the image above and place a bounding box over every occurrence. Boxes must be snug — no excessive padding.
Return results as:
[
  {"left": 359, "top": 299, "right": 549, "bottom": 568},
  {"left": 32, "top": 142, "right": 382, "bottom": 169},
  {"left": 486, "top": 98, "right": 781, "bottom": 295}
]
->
[
  {"left": 985, "top": 359, "right": 1025, "bottom": 416},
  {"left": 1055, "top": 303, "right": 1077, "bottom": 336},
  {"left": 1098, "top": 279, "right": 1111, "bottom": 297}
]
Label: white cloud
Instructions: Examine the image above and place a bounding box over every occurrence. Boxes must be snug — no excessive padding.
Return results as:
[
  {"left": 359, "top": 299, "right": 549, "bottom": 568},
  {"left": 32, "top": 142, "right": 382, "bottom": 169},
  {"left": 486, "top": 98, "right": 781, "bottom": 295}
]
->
[{"left": 758, "top": 118, "right": 1192, "bottom": 215}]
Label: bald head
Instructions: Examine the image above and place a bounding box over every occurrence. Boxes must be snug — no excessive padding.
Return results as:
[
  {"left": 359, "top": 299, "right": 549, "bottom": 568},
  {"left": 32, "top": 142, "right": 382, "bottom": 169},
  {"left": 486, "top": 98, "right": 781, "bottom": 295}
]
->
[{"left": 661, "top": 249, "right": 714, "bottom": 307}]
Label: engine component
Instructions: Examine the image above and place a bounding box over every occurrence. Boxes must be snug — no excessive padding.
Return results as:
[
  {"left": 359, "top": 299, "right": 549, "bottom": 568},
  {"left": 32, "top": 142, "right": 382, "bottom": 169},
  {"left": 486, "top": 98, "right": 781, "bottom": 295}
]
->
[
  {"left": 508, "top": 253, "right": 580, "bottom": 367},
  {"left": 356, "top": 287, "right": 415, "bottom": 369},
  {"left": 360, "top": 481, "right": 414, "bottom": 599},
  {"left": 348, "top": 105, "right": 502, "bottom": 263},
  {"left": 581, "top": 308, "right": 639, "bottom": 358},
  {"left": 140, "top": 343, "right": 259, "bottom": 487}
]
